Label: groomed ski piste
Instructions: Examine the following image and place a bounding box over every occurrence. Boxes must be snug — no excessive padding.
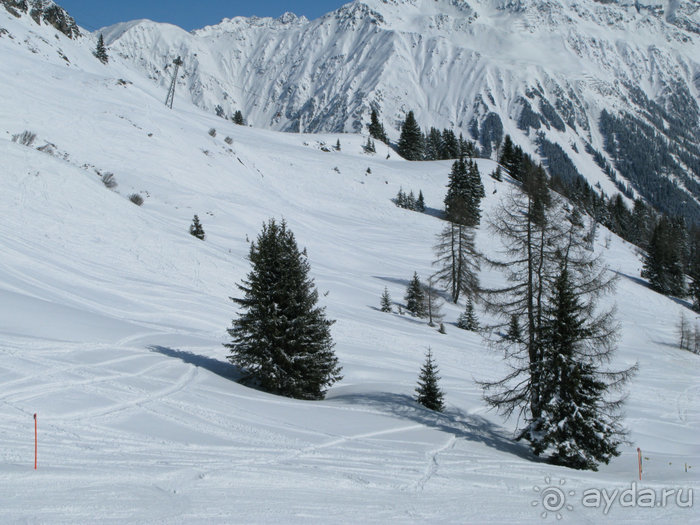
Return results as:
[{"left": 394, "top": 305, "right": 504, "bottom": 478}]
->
[{"left": 0, "top": 7, "right": 698, "bottom": 523}]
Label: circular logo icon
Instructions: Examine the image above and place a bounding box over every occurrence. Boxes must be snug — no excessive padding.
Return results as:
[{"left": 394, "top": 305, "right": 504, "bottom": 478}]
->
[{"left": 532, "top": 477, "right": 575, "bottom": 519}]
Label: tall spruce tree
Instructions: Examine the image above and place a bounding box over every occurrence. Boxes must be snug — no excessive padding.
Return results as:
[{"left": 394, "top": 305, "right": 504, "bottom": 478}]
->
[
  {"left": 642, "top": 216, "right": 686, "bottom": 297},
  {"left": 415, "top": 348, "right": 445, "bottom": 412},
  {"left": 368, "top": 109, "right": 388, "bottom": 143},
  {"left": 225, "top": 219, "right": 342, "bottom": 400},
  {"left": 444, "top": 158, "right": 484, "bottom": 227},
  {"left": 405, "top": 272, "right": 427, "bottom": 317},
  {"left": 94, "top": 33, "right": 108, "bottom": 64},
  {"left": 425, "top": 127, "right": 443, "bottom": 160},
  {"left": 416, "top": 190, "right": 426, "bottom": 212},
  {"left": 499, "top": 135, "right": 524, "bottom": 181},
  {"left": 529, "top": 265, "right": 634, "bottom": 470},
  {"left": 397, "top": 111, "right": 424, "bottom": 161}
]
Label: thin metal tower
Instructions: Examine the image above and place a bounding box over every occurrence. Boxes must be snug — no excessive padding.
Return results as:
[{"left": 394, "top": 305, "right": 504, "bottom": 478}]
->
[{"left": 165, "top": 56, "right": 183, "bottom": 109}]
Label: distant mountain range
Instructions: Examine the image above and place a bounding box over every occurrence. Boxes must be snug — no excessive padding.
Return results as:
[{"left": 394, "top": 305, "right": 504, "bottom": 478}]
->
[{"left": 5, "top": 0, "right": 700, "bottom": 220}]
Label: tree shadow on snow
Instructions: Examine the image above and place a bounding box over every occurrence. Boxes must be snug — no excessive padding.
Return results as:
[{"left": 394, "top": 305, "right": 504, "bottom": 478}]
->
[
  {"left": 148, "top": 345, "right": 243, "bottom": 382},
  {"left": 613, "top": 270, "right": 696, "bottom": 311},
  {"left": 328, "top": 391, "right": 539, "bottom": 462},
  {"left": 422, "top": 206, "right": 446, "bottom": 220},
  {"left": 366, "top": 305, "right": 430, "bottom": 326}
]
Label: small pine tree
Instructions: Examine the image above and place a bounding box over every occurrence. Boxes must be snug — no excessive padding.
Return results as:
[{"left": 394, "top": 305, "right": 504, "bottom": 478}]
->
[
  {"left": 233, "top": 110, "right": 246, "bottom": 125},
  {"left": 94, "top": 33, "right": 108, "bottom": 64},
  {"left": 368, "top": 108, "right": 388, "bottom": 143},
  {"left": 505, "top": 314, "right": 521, "bottom": 342},
  {"left": 405, "top": 272, "right": 427, "bottom": 317},
  {"left": 380, "top": 287, "right": 392, "bottom": 313},
  {"left": 415, "top": 348, "right": 445, "bottom": 412},
  {"left": 438, "top": 323, "right": 446, "bottom": 334},
  {"left": 396, "top": 188, "right": 407, "bottom": 208},
  {"left": 406, "top": 191, "right": 417, "bottom": 211},
  {"left": 416, "top": 190, "right": 426, "bottom": 212},
  {"left": 364, "top": 137, "right": 376, "bottom": 153},
  {"left": 189, "top": 214, "right": 206, "bottom": 240},
  {"left": 457, "top": 298, "right": 479, "bottom": 331},
  {"left": 335, "top": 139, "right": 341, "bottom": 151},
  {"left": 491, "top": 166, "right": 503, "bottom": 181}
]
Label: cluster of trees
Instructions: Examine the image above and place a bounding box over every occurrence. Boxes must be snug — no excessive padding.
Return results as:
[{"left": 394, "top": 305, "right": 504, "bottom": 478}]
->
[
  {"left": 479, "top": 167, "right": 636, "bottom": 470},
  {"left": 394, "top": 188, "right": 425, "bottom": 212},
  {"left": 218, "top": 128, "right": 646, "bottom": 469},
  {"left": 214, "top": 105, "right": 247, "bottom": 125},
  {"left": 599, "top": 106, "right": 700, "bottom": 224},
  {"left": 502, "top": 134, "right": 700, "bottom": 308},
  {"left": 395, "top": 110, "right": 477, "bottom": 161}
]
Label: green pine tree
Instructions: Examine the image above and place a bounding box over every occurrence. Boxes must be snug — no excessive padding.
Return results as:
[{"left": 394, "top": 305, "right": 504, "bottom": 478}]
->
[
  {"left": 444, "top": 158, "right": 483, "bottom": 227},
  {"left": 94, "top": 33, "right": 108, "bottom": 64},
  {"left": 405, "top": 272, "right": 427, "bottom": 317},
  {"left": 233, "top": 110, "right": 246, "bottom": 125},
  {"left": 505, "top": 314, "right": 521, "bottom": 342},
  {"left": 415, "top": 348, "right": 445, "bottom": 412},
  {"left": 225, "top": 219, "right": 342, "bottom": 400},
  {"left": 189, "top": 214, "right": 206, "bottom": 240},
  {"left": 380, "top": 287, "right": 392, "bottom": 313},
  {"left": 528, "top": 266, "right": 633, "bottom": 470},
  {"left": 457, "top": 298, "right": 479, "bottom": 331},
  {"left": 416, "top": 190, "right": 426, "bottom": 212},
  {"left": 642, "top": 216, "right": 686, "bottom": 297},
  {"left": 396, "top": 188, "right": 407, "bottom": 208},
  {"left": 397, "top": 111, "right": 424, "bottom": 161},
  {"left": 368, "top": 108, "right": 388, "bottom": 143}
]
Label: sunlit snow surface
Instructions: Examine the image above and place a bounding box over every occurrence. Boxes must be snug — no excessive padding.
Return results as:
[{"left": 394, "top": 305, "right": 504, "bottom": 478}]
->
[{"left": 0, "top": 6, "right": 698, "bottom": 523}]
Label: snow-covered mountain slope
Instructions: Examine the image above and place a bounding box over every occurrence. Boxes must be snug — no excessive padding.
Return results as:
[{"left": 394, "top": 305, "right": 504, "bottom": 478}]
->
[
  {"left": 98, "top": 0, "right": 700, "bottom": 221},
  {"left": 0, "top": 5, "right": 698, "bottom": 523}
]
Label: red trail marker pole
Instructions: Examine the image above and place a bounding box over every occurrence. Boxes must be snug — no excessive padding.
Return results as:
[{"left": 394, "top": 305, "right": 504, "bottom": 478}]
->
[
  {"left": 34, "top": 413, "right": 37, "bottom": 470},
  {"left": 637, "top": 447, "right": 642, "bottom": 481}
]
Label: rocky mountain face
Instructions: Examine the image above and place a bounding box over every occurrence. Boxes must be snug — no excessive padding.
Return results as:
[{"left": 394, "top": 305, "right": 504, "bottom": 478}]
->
[{"left": 1, "top": 0, "right": 79, "bottom": 38}]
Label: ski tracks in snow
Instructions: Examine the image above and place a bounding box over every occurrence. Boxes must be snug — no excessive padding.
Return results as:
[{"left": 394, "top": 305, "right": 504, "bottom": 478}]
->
[{"left": 414, "top": 435, "right": 457, "bottom": 492}]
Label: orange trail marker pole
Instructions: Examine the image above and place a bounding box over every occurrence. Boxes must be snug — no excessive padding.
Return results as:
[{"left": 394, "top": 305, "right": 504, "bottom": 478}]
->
[
  {"left": 637, "top": 447, "right": 642, "bottom": 481},
  {"left": 34, "top": 413, "right": 37, "bottom": 470}
]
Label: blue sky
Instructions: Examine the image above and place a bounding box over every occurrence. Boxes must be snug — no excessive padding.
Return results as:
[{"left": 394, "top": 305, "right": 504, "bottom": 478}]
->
[{"left": 57, "top": 1, "right": 349, "bottom": 32}]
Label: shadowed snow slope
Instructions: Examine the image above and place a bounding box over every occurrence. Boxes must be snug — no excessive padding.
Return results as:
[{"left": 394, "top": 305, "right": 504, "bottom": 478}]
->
[{"left": 0, "top": 5, "right": 698, "bottom": 523}]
